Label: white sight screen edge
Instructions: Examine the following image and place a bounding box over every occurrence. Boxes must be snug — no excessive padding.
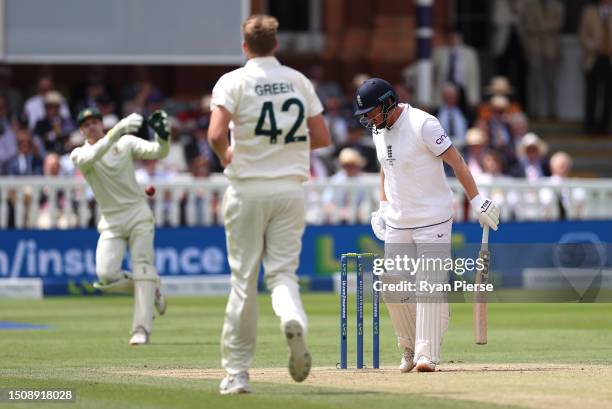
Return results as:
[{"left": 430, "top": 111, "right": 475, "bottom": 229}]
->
[{"left": 4, "top": 0, "right": 249, "bottom": 64}]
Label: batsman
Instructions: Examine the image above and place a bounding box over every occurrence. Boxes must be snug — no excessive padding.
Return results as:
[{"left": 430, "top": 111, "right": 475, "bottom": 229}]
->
[
  {"left": 71, "top": 107, "right": 170, "bottom": 345},
  {"left": 354, "top": 79, "right": 500, "bottom": 372}
]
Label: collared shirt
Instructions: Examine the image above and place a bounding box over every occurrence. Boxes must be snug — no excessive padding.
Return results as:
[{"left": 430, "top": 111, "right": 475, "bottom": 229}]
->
[{"left": 373, "top": 104, "right": 454, "bottom": 228}]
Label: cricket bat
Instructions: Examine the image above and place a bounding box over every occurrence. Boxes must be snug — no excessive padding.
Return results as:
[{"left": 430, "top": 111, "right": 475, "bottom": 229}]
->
[{"left": 473, "top": 225, "right": 489, "bottom": 345}]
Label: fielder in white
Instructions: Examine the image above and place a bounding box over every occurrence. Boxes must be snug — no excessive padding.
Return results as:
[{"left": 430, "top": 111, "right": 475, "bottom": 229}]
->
[
  {"left": 354, "top": 79, "right": 500, "bottom": 372},
  {"left": 70, "top": 107, "right": 170, "bottom": 345},
  {"left": 208, "top": 14, "right": 330, "bottom": 394}
]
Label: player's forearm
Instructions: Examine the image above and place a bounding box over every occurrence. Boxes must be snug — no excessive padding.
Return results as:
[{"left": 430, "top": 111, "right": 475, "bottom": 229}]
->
[
  {"left": 307, "top": 114, "right": 331, "bottom": 150},
  {"left": 442, "top": 146, "right": 479, "bottom": 200},
  {"left": 209, "top": 131, "right": 230, "bottom": 166},
  {"left": 133, "top": 137, "right": 170, "bottom": 160},
  {"left": 70, "top": 134, "right": 117, "bottom": 171},
  {"left": 453, "top": 162, "right": 478, "bottom": 200},
  {"left": 208, "top": 106, "right": 232, "bottom": 166}
]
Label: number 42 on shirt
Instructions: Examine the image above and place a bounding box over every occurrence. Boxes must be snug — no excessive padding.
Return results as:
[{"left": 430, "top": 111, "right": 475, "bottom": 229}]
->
[{"left": 255, "top": 99, "right": 306, "bottom": 144}]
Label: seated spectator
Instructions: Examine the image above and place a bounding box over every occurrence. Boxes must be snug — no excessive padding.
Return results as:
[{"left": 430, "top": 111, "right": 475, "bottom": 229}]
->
[
  {"left": 135, "top": 159, "right": 174, "bottom": 184},
  {"left": 7, "top": 127, "right": 44, "bottom": 175},
  {"left": 37, "top": 153, "right": 76, "bottom": 229},
  {"left": 508, "top": 111, "right": 529, "bottom": 143},
  {"left": 0, "top": 95, "right": 17, "bottom": 174},
  {"left": 73, "top": 78, "right": 109, "bottom": 116},
  {"left": 333, "top": 119, "right": 379, "bottom": 173},
  {"left": 480, "top": 150, "right": 507, "bottom": 178},
  {"left": 309, "top": 64, "right": 344, "bottom": 102},
  {"left": 435, "top": 83, "right": 470, "bottom": 149},
  {"left": 190, "top": 155, "right": 212, "bottom": 178},
  {"left": 121, "top": 69, "right": 160, "bottom": 118},
  {"left": 184, "top": 116, "right": 222, "bottom": 173},
  {"left": 347, "top": 73, "right": 370, "bottom": 109},
  {"left": 463, "top": 127, "right": 488, "bottom": 178},
  {"left": 324, "top": 95, "right": 349, "bottom": 146},
  {"left": 478, "top": 150, "right": 519, "bottom": 219},
  {"left": 33, "top": 91, "right": 75, "bottom": 155},
  {"left": 96, "top": 94, "right": 118, "bottom": 117},
  {"left": 485, "top": 95, "right": 518, "bottom": 171},
  {"left": 23, "top": 75, "right": 71, "bottom": 130},
  {"left": 322, "top": 148, "right": 371, "bottom": 224},
  {"left": 515, "top": 132, "right": 551, "bottom": 180},
  {"left": 60, "top": 131, "right": 85, "bottom": 176},
  {"left": 393, "top": 82, "right": 413, "bottom": 105},
  {"left": 540, "top": 151, "right": 587, "bottom": 220},
  {"left": 178, "top": 154, "right": 222, "bottom": 226},
  {"left": 477, "top": 76, "right": 524, "bottom": 122}
]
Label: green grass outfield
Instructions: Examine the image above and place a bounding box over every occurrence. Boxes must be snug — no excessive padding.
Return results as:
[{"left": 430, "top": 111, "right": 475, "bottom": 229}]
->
[{"left": 0, "top": 294, "right": 611, "bottom": 409}]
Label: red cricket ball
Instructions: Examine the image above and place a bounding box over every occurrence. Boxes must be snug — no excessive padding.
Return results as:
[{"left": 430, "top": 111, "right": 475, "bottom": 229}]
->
[{"left": 145, "top": 185, "right": 156, "bottom": 197}]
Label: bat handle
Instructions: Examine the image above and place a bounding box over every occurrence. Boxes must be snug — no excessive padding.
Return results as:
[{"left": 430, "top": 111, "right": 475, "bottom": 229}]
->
[{"left": 482, "top": 225, "right": 489, "bottom": 245}]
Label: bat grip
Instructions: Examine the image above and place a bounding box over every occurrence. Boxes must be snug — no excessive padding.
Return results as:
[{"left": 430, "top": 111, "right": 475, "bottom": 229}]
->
[{"left": 481, "top": 225, "right": 489, "bottom": 245}]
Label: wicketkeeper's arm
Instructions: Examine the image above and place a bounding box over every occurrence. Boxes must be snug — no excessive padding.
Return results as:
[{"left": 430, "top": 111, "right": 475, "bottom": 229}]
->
[
  {"left": 70, "top": 113, "right": 143, "bottom": 172},
  {"left": 130, "top": 110, "right": 171, "bottom": 160},
  {"left": 129, "top": 136, "right": 170, "bottom": 160}
]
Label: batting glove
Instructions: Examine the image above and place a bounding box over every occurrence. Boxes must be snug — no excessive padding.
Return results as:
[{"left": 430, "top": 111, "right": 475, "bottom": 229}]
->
[
  {"left": 371, "top": 201, "right": 389, "bottom": 241},
  {"left": 148, "top": 110, "right": 171, "bottom": 141},
  {"left": 471, "top": 194, "right": 500, "bottom": 231},
  {"left": 107, "top": 113, "right": 143, "bottom": 141}
]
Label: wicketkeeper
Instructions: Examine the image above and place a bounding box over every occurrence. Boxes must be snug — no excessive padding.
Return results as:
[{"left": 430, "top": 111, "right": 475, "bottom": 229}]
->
[{"left": 71, "top": 107, "right": 170, "bottom": 345}]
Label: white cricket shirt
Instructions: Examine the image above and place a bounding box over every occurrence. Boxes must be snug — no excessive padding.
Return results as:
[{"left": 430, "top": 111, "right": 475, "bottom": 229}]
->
[
  {"left": 71, "top": 134, "right": 169, "bottom": 219},
  {"left": 373, "top": 104, "right": 454, "bottom": 228},
  {"left": 211, "top": 57, "right": 323, "bottom": 181}
]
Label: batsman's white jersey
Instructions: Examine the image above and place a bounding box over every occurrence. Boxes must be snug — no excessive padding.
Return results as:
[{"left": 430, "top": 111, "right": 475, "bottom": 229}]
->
[
  {"left": 211, "top": 56, "right": 323, "bottom": 181},
  {"left": 71, "top": 131, "right": 169, "bottom": 335},
  {"left": 373, "top": 104, "right": 453, "bottom": 228},
  {"left": 212, "top": 56, "right": 323, "bottom": 376}
]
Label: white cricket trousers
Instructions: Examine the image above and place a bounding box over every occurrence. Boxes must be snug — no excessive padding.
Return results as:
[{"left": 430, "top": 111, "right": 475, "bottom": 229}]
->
[
  {"left": 221, "top": 178, "right": 308, "bottom": 375},
  {"left": 96, "top": 202, "right": 159, "bottom": 333},
  {"left": 383, "top": 219, "right": 452, "bottom": 364}
]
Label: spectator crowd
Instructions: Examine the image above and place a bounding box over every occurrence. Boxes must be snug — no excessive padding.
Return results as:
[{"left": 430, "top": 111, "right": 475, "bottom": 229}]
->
[{"left": 1, "top": 0, "right": 607, "bottom": 226}]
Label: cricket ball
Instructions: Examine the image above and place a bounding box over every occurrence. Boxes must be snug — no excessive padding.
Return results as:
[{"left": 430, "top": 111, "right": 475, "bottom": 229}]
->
[{"left": 145, "top": 185, "right": 156, "bottom": 197}]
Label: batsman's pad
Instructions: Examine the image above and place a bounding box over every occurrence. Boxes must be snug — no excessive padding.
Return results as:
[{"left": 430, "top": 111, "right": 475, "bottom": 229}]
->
[
  {"left": 386, "top": 302, "right": 417, "bottom": 350},
  {"left": 415, "top": 253, "right": 450, "bottom": 364}
]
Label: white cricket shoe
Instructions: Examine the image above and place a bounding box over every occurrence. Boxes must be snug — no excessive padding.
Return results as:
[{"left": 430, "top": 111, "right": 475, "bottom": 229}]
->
[
  {"left": 129, "top": 326, "right": 149, "bottom": 346},
  {"left": 284, "top": 320, "right": 311, "bottom": 382},
  {"left": 415, "top": 356, "right": 436, "bottom": 372},
  {"left": 399, "top": 348, "right": 415, "bottom": 373},
  {"left": 219, "top": 372, "right": 252, "bottom": 395},
  {"left": 154, "top": 287, "right": 167, "bottom": 316}
]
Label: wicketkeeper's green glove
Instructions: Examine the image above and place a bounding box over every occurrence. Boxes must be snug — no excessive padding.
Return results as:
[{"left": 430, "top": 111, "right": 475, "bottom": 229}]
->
[{"left": 148, "top": 110, "right": 171, "bottom": 141}]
